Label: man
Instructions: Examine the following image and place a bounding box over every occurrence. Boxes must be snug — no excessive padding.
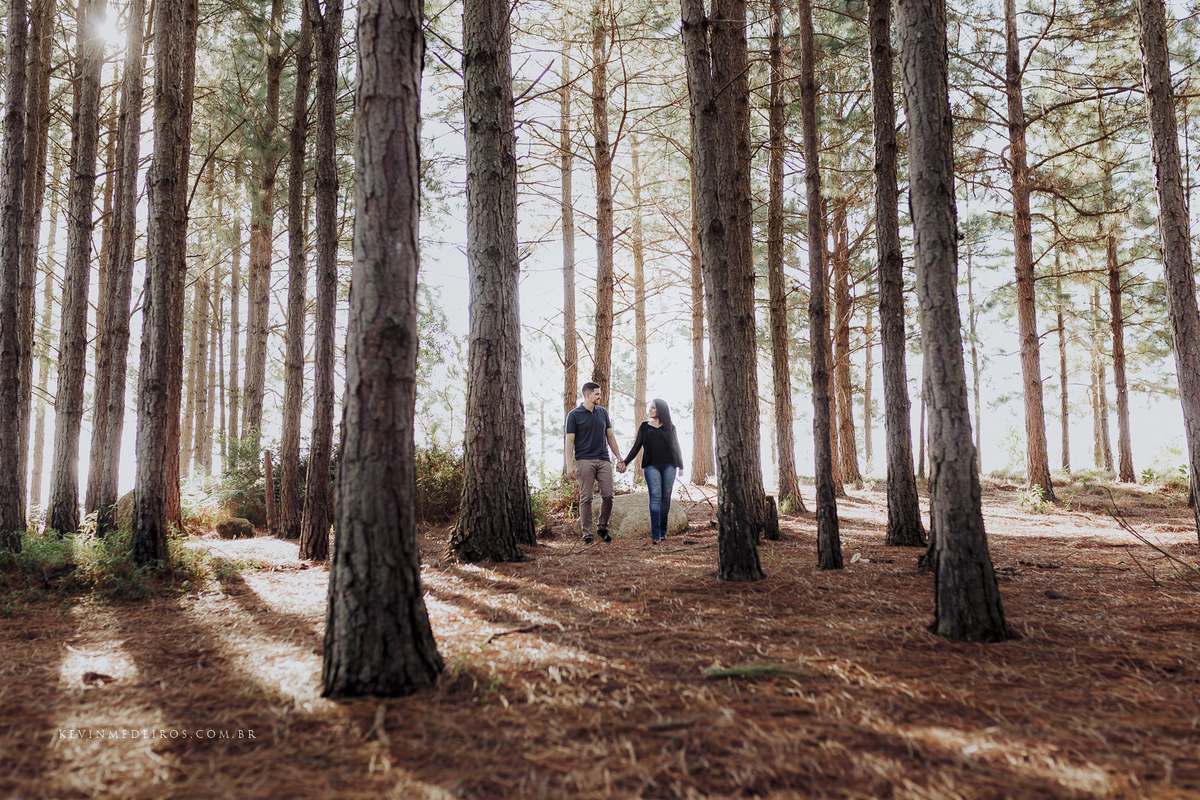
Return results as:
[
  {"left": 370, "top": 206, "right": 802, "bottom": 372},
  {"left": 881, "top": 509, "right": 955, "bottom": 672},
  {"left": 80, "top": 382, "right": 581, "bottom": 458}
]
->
[{"left": 566, "top": 382, "right": 625, "bottom": 544}]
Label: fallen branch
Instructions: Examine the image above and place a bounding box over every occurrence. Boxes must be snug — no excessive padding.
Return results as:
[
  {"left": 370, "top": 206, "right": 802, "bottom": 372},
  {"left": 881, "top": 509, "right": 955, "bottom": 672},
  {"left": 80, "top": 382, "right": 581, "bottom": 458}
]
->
[{"left": 1105, "top": 489, "right": 1200, "bottom": 591}]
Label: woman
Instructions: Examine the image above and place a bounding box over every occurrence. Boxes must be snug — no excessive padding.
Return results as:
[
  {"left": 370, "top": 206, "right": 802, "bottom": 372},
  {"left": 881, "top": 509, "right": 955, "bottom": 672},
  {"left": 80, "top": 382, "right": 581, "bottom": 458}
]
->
[{"left": 620, "top": 399, "right": 684, "bottom": 544}]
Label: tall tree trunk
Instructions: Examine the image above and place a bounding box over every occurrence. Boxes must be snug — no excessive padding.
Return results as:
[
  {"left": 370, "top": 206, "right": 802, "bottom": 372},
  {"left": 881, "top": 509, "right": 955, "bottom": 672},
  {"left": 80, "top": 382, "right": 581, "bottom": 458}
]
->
[
  {"left": 631, "top": 133, "right": 647, "bottom": 483},
  {"left": 682, "top": 0, "right": 773, "bottom": 579},
  {"left": 873, "top": 0, "right": 928, "bottom": 549},
  {"left": 217, "top": 290, "right": 226, "bottom": 464},
  {"left": 968, "top": 249, "right": 982, "bottom": 474},
  {"left": 449, "top": 0, "right": 536, "bottom": 562},
  {"left": 203, "top": 266, "right": 217, "bottom": 472},
  {"left": 1093, "top": 284, "right": 1114, "bottom": 471},
  {"left": 228, "top": 182, "right": 242, "bottom": 462},
  {"left": 863, "top": 304, "right": 873, "bottom": 469},
  {"left": 1136, "top": 0, "right": 1200, "bottom": 535},
  {"left": 689, "top": 176, "right": 709, "bottom": 486},
  {"left": 280, "top": 11, "right": 313, "bottom": 541},
  {"left": 132, "top": 0, "right": 193, "bottom": 564},
  {"left": 1004, "top": 0, "right": 1055, "bottom": 501},
  {"left": 768, "top": 0, "right": 804, "bottom": 514},
  {"left": 180, "top": 278, "right": 200, "bottom": 479},
  {"left": 298, "top": 0, "right": 343, "bottom": 562},
  {"left": 193, "top": 264, "right": 210, "bottom": 472},
  {"left": 560, "top": 34, "right": 578, "bottom": 474},
  {"left": 1057, "top": 275, "right": 1069, "bottom": 473},
  {"left": 798, "top": 0, "right": 842, "bottom": 567},
  {"left": 47, "top": 0, "right": 107, "bottom": 535},
  {"left": 917, "top": 388, "right": 926, "bottom": 479},
  {"left": 0, "top": 0, "right": 29, "bottom": 548},
  {"left": 243, "top": 0, "right": 286, "bottom": 458},
  {"left": 590, "top": 0, "right": 614, "bottom": 391},
  {"left": 832, "top": 200, "right": 861, "bottom": 484},
  {"left": 18, "top": 0, "right": 57, "bottom": 509},
  {"left": 1107, "top": 236, "right": 1134, "bottom": 481},
  {"left": 897, "top": 0, "right": 1010, "bottom": 643},
  {"left": 30, "top": 153, "right": 61, "bottom": 509},
  {"left": 85, "top": 103, "right": 118, "bottom": 515},
  {"left": 322, "top": 0, "right": 444, "bottom": 696}
]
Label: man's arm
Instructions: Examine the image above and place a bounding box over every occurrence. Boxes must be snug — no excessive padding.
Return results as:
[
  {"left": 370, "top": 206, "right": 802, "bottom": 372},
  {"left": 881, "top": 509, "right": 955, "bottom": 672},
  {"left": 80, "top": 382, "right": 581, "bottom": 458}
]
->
[
  {"left": 565, "top": 432, "right": 577, "bottom": 479},
  {"left": 606, "top": 428, "right": 626, "bottom": 473}
]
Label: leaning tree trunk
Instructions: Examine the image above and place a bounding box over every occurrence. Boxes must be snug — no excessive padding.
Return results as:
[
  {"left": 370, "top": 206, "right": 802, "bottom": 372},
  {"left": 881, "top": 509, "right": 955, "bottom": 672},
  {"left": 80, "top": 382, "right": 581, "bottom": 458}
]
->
[
  {"left": 1136, "top": 0, "right": 1200, "bottom": 539},
  {"left": 280, "top": 11, "right": 312, "bottom": 541},
  {"left": 298, "top": 0, "right": 343, "bottom": 562},
  {"left": 768, "top": 0, "right": 805, "bottom": 514},
  {"left": 132, "top": 0, "right": 187, "bottom": 564},
  {"left": 682, "top": 0, "right": 774, "bottom": 580},
  {"left": 869, "top": 0, "right": 924, "bottom": 547},
  {"left": 47, "top": 0, "right": 107, "bottom": 536},
  {"left": 449, "top": 0, "right": 537, "bottom": 562},
  {"left": 1004, "top": 0, "right": 1055, "bottom": 502},
  {"left": 799, "top": 0, "right": 842, "bottom": 568},
  {"left": 0, "top": 0, "right": 29, "bottom": 548},
  {"left": 322, "top": 0, "right": 444, "bottom": 697},
  {"left": 897, "top": 0, "right": 1010, "bottom": 643},
  {"left": 559, "top": 34, "right": 578, "bottom": 474}
]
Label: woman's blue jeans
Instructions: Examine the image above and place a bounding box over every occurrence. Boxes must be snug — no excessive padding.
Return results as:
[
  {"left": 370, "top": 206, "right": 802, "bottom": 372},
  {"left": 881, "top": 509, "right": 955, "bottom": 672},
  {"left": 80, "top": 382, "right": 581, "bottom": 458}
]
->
[{"left": 642, "top": 463, "right": 677, "bottom": 542}]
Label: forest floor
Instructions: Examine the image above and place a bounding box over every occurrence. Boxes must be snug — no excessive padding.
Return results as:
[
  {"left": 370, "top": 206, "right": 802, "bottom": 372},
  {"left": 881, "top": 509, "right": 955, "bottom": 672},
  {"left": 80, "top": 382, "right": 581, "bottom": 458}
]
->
[{"left": 3, "top": 478, "right": 1200, "bottom": 799}]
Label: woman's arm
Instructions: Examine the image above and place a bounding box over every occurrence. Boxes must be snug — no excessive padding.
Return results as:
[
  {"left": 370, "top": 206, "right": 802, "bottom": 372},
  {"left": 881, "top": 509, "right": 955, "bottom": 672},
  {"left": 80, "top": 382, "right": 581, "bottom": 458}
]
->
[{"left": 670, "top": 425, "right": 684, "bottom": 469}]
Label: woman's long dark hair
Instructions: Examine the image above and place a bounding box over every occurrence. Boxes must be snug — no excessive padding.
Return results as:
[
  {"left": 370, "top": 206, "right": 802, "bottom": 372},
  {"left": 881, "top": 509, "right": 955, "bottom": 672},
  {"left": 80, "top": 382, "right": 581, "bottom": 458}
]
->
[{"left": 652, "top": 398, "right": 673, "bottom": 430}]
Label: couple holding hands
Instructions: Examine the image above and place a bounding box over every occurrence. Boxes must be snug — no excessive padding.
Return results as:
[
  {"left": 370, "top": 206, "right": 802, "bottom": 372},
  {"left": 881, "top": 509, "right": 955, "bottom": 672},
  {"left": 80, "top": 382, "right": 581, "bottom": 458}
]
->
[{"left": 565, "top": 382, "right": 684, "bottom": 545}]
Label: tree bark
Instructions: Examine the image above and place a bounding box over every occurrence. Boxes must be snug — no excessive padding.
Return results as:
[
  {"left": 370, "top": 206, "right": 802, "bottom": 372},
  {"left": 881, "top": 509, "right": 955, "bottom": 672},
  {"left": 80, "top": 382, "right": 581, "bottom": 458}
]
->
[
  {"left": 968, "top": 250, "right": 982, "bottom": 473},
  {"left": 631, "top": 133, "right": 648, "bottom": 483},
  {"left": 1057, "top": 275, "right": 1069, "bottom": 473},
  {"left": 31, "top": 164, "right": 59, "bottom": 509},
  {"left": 323, "top": 0, "right": 444, "bottom": 696},
  {"left": 768, "top": 0, "right": 804, "bottom": 514},
  {"left": 228, "top": 173, "right": 242, "bottom": 463},
  {"left": 897, "top": 0, "right": 1010, "bottom": 642},
  {"left": 264, "top": 450, "right": 277, "bottom": 537},
  {"left": 590, "top": 0, "right": 614, "bottom": 391},
  {"left": 863, "top": 305, "right": 873, "bottom": 469},
  {"left": 299, "top": 0, "right": 343, "bottom": 562},
  {"left": 1004, "top": 0, "right": 1055, "bottom": 501},
  {"left": 832, "top": 200, "right": 861, "bottom": 484},
  {"left": 689, "top": 175, "right": 709, "bottom": 486},
  {"left": 871, "top": 0, "right": 926, "bottom": 548},
  {"left": 180, "top": 276, "right": 200, "bottom": 480},
  {"left": 682, "top": 0, "right": 774, "bottom": 579},
  {"left": 798, "top": 0, "right": 842, "bottom": 567},
  {"left": 560, "top": 34, "right": 578, "bottom": 474},
  {"left": 243, "top": 0, "right": 286, "bottom": 457},
  {"left": 281, "top": 11, "right": 313, "bottom": 541},
  {"left": 1107, "top": 237, "right": 1134, "bottom": 481},
  {"left": 47, "top": 0, "right": 107, "bottom": 535},
  {"left": 1136, "top": 0, "right": 1200, "bottom": 537},
  {"left": 0, "top": 0, "right": 29, "bottom": 548},
  {"left": 132, "top": 0, "right": 190, "bottom": 564},
  {"left": 449, "top": 0, "right": 537, "bottom": 562},
  {"left": 18, "top": 0, "right": 57, "bottom": 508}
]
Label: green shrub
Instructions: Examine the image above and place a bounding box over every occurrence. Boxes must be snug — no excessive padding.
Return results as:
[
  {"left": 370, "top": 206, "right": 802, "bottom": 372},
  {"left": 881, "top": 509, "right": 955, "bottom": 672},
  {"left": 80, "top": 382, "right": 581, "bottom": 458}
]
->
[
  {"left": 531, "top": 473, "right": 578, "bottom": 530},
  {"left": 416, "top": 442, "right": 465, "bottom": 522},
  {"left": 1015, "top": 484, "right": 1051, "bottom": 514}
]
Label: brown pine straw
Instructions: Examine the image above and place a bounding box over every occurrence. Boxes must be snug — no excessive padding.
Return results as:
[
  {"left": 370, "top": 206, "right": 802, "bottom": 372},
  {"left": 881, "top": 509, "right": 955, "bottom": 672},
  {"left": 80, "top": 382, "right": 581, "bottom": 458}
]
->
[{"left": 3, "top": 481, "right": 1200, "bottom": 798}]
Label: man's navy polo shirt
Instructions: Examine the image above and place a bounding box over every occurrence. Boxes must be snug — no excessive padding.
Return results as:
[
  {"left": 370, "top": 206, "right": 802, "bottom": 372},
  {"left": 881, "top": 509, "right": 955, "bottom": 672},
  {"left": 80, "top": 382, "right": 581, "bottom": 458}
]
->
[{"left": 566, "top": 404, "right": 612, "bottom": 461}]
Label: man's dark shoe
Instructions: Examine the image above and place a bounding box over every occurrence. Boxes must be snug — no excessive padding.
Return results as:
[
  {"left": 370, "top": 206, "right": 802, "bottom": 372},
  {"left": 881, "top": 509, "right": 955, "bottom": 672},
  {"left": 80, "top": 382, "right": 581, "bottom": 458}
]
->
[
  {"left": 583, "top": 534, "right": 594, "bottom": 545},
  {"left": 598, "top": 528, "right": 612, "bottom": 543}
]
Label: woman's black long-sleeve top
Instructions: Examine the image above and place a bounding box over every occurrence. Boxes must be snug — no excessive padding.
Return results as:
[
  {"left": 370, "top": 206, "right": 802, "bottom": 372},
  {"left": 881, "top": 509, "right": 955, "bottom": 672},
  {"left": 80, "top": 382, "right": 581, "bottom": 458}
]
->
[{"left": 621, "top": 421, "right": 684, "bottom": 469}]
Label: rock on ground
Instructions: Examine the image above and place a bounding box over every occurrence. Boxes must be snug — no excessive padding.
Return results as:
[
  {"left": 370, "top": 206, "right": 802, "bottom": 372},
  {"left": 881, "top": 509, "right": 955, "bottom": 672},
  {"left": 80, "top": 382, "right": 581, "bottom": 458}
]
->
[{"left": 572, "top": 492, "right": 689, "bottom": 540}]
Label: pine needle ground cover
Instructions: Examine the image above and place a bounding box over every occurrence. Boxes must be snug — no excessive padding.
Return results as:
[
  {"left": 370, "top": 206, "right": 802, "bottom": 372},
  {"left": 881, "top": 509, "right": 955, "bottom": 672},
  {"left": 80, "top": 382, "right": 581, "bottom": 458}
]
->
[{"left": 2, "top": 483, "right": 1198, "bottom": 799}]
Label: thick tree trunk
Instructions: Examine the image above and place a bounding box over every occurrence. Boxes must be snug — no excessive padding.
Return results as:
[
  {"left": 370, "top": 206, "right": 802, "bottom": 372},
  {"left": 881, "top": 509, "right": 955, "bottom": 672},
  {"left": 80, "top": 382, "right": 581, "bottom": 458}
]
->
[
  {"left": 30, "top": 154, "right": 61, "bottom": 510},
  {"left": 47, "top": 0, "right": 107, "bottom": 535},
  {"left": 243, "top": 0, "right": 286, "bottom": 457},
  {"left": 872, "top": 0, "right": 925, "bottom": 548},
  {"left": 897, "top": 0, "right": 1010, "bottom": 643},
  {"left": 590, "top": 0, "right": 614, "bottom": 391},
  {"left": 0, "top": 0, "right": 29, "bottom": 548},
  {"left": 631, "top": 133, "right": 647, "bottom": 484},
  {"left": 1136, "top": 0, "right": 1200, "bottom": 537},
  {"left": 560, "top": 35, "right": 578, "bottom": 474},
  {"left": 689, "top": 179, "right": 709, "bottom": 486},
  {"left": 18, "top": 0, "right": 57, "bottom": 507},
  {"left": 768, "top": 0, "right": 803, "bottom": 515},
  {"left": 322, "top": 0, "right": 444, "bottom": 696},
  {"left": 832, "top": 201, "right": 861, "bottom": 484},
  {"left": 298, "top": 0, "right": 343, "bottom": 563},
  {"left": 798, "top": 0, "right": 842, "bottom": 567},
  {"left": 280, "top": 12, "right": 313, "bottom": 541},
  {"left": 682, "top": 0, "right": 772, "bottom": 579},
  {"left": 449, "top": 0, "right": 536, "bottom": 562},
  {"left": 1004, "top": 0, "right": 1055, "bottom": 502}
]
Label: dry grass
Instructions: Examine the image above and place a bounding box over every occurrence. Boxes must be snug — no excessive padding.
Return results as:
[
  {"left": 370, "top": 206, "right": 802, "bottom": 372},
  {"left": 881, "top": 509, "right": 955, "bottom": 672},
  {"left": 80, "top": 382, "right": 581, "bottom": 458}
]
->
[{"left": 3, "top": 484, "right": 1200, "bottom": 798}]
